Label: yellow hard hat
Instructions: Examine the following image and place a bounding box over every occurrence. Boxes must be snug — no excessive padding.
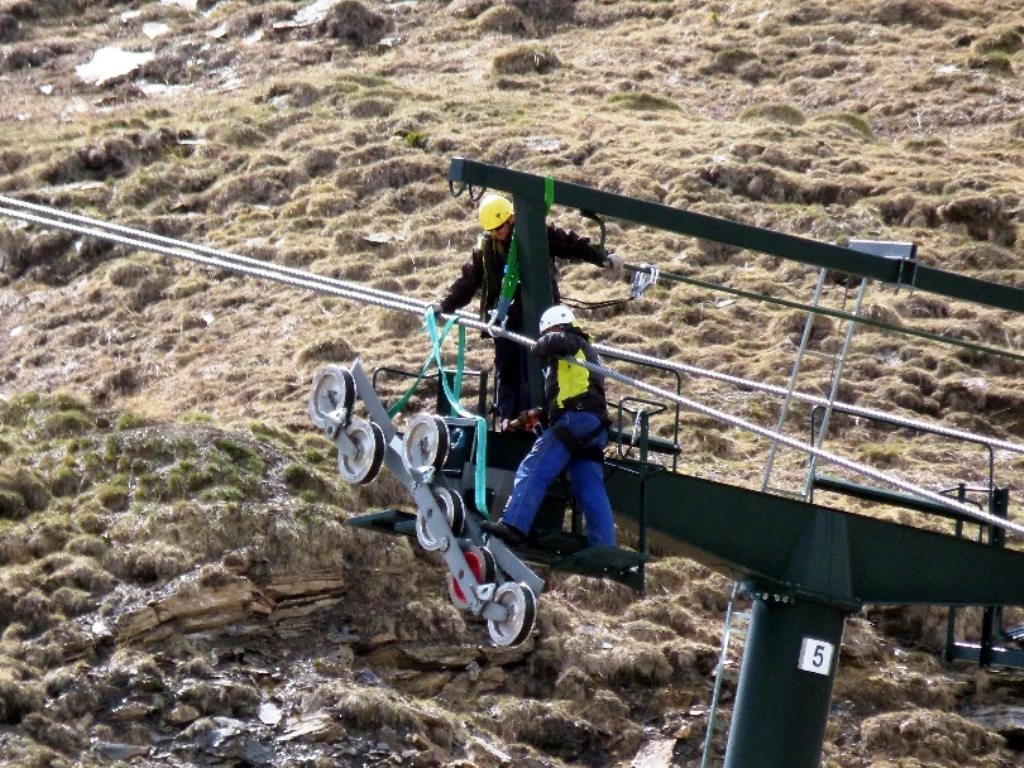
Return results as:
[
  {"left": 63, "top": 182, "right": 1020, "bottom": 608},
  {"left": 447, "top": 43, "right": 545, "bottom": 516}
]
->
[{"left": 478, "top": 194, "right": 514, "bottom": 231}]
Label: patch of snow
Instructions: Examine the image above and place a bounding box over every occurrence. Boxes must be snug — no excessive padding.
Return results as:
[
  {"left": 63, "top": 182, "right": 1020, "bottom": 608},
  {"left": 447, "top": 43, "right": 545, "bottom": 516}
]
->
[
  {"left": 244, "top": 29, "right": 264, "bottom": 45},
  {"left": 139, "top": 82, "right": 191, "bottom": 97},
  {"left": 161, "top": 0, "right": 197, "bottom": 10},
  {"left": 364, "top": 232, "right": 408, "bottom": 244},
  {"left": 143, "top": 22, "right": 171, "bottom": 39},
  {"left": 40, "top": 84, "right": 53, "bottom": 95},
  {"left": 218, "top": 76, "right": 245, "bottom": 91},
  {"left": 526, "top": 136, "right": 564, "bottom": 153},
  {"left": 274, "top": 0, "right": 343, "bottom": 30},
  {"left": 208, "top": 23, "right": 229, "bottom": 39},
  {"left": 76, "top": 46, "right": 155, "bottom": 86}
]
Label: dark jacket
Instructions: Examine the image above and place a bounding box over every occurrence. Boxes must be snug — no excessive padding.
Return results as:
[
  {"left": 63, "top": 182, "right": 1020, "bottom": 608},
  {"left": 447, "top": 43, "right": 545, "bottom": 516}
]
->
[
  {"left": 533, "top": 325, "right": 610, "bottom": 426},
  {"left": 438, "top": 225, "right": 606, "bottom": 332}
]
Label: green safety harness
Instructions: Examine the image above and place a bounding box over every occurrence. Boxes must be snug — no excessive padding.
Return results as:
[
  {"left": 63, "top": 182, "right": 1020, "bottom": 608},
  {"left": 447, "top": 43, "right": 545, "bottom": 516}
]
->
[
  {"left": 487, "top": 176, "right": 556, "bottom": 332},
  {"left": 486, "top": 177, "right": 649, "bottom": 320}
]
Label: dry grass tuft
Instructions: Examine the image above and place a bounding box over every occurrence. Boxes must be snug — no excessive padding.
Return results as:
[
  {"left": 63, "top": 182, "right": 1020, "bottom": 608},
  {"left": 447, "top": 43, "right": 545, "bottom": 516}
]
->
[
  {"left": 864, "top": 605, "right": 952, "bottom": 653},
  {"left": 0, "top": 673, "right": 45, "bottom": 725},
  {"left": 311, "top": 2, "right": 388, "bottom": 48},
  {"left": 861, "top": 709, "right": 1003, "bottom": 764},
  {"left": 477, "top": 5, "right": 536, "bottom": 36},
  {"left": 871, "top": 0, "right": 966, "bottom": 29},
  {"left": 22, "top": 711, "right": 87, "bottom": 753},
  {"left": 492, "top": 44, "right": 560, "bottom": 76},
  {"left": 811, "top": 112, "right": 873, "bottom": 138},
  {"left": 492, "top": 698, "right": 606, "bottom": 758},
  {"left": 336, "top": 687, "right": 459, "bottom": 747},
  {"left": 0, "top": 468, "right": 49, "bottom": 520},
  {"left": 295, "top": 337, "right": 357, "bottom": 364},
  {"left": 393, "top": 598, "right": 470, "bottom": 643},
  {"left": 606, "top": 91, "right": 681, "bottom": 112},
  {"left": 623, "top": 596, "right": 698, "bottom": 637},
  {"left": 738, "top": 102, "right": 806, "bottom": 126}
]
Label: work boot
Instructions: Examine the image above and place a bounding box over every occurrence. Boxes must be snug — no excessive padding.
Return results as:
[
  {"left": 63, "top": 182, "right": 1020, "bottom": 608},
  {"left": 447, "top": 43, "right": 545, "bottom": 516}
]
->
[{"left": 481, "top": 520, "right": 526, "bottom": 547}]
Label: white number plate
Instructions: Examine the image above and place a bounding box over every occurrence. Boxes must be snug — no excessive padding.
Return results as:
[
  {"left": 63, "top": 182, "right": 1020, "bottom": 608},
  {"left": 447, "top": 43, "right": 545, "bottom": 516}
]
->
[{"left": 798, "top": 638, "right": 834, "bottom": 676}]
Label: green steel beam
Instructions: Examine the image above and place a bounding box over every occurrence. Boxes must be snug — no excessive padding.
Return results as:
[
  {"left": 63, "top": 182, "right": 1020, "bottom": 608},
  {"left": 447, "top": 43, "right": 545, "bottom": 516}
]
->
[
  {"left": 448, "top": 157, "right": 1024, "bottom": 609},
  {"left": 605, "top": 459, "right": 1024, "bottom": 608},
  {"left": 511, "top": 191, "right": 555, "bottom": 406},
  {"left": 449, "top": 157, "right": 1024, "bottom": 314}
]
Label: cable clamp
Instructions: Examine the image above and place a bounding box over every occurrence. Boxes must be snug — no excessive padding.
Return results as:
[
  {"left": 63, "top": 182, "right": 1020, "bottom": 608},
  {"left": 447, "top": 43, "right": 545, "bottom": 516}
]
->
[{"left": 631, "top": 263, "right": 659, "bottom": 299}]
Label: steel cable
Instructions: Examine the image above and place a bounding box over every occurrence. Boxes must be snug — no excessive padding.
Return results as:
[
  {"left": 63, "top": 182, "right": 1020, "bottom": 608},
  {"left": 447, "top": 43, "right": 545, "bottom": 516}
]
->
[
  {"left": 0, "top": 195, "right": 427, "bottom": 313},
  {"left": 2, "top": 200, "right": 1021, "bottom": 536},
  {"left": 8, "top": 194, "right": 1023, "bottom": 456},
  {"left": 590, "top": 342, "right": 1024, "bottom": 458}
]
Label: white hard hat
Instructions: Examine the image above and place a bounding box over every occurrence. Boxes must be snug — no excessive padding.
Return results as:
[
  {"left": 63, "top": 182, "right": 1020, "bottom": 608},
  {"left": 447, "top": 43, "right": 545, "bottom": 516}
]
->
[{"left": 539, "top": 305, "right": 576, "bottom": 333}]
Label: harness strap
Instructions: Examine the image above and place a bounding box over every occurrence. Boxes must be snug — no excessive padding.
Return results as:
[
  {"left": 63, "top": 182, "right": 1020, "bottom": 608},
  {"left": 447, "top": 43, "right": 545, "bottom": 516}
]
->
[
  {"left": 492, "top": 177, "right": 556, "bottom": 326},
  {"left": 553, "top": 418, "right": 608, "bottom": 463},
  {"left": 392, "top": 309, "right": 489, "bottom": 517},
  {"left": 388, "top": 316, "right": 461, "bottom": 417}
]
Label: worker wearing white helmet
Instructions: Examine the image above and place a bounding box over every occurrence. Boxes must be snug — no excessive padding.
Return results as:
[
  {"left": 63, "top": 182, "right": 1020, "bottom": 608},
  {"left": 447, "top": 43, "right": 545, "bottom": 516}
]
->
[
  {"left": 433, "top": 194, "right": 622, "bottom": 426},
  {"left": 482, "top": 305, "right": 615, "bottom": 549}
]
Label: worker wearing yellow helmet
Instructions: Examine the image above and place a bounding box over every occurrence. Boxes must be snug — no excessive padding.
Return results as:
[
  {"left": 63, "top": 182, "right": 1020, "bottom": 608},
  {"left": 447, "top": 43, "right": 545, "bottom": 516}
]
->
[{"left": 433, "top": 194, "right": 623, "bottom": 427}]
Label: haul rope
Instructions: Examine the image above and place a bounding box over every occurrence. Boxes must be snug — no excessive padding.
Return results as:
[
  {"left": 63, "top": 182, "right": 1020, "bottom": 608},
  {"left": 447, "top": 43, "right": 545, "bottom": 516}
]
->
[{"left": 3, "top": 197, "right": 1024, "bottom": 536}]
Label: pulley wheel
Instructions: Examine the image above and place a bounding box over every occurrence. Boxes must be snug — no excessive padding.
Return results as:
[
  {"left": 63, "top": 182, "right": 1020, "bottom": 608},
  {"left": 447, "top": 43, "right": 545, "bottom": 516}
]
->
[
  {"left": 487, "top": 581, "right": 537, "bottom": 647},
  {"left": 309, "top": 365, "right": 357, "bottom": 429},
  {"left": 448, "top": 546, "right": 497, "bottom": 611},
  {"left": 337, "top": 419, "right": 385, "bottom": 486},
  {"left": 415, "top": 487, "right": 466, "bottom": 551},
  {"left": 401, "top": 413, "right": 450, "bottom": 474}
]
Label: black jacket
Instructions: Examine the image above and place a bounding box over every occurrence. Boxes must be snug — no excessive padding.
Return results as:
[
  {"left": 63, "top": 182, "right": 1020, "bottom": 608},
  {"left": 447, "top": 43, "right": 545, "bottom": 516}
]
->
[
  {"left": 533, "top": 325, "right": 610, "bottom": 426},
  {"left": 438, "top": 225, "right": 606, "bottom": 332}
]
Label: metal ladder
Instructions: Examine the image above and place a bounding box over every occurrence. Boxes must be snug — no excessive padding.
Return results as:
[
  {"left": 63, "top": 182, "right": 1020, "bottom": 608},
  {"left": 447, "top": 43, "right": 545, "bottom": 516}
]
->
[
  {"left": 701, "top": 241, "right": 916, "bottom": 767},
  {"left": 701, "top": 268, "right": 864, "bottom": 767},
  {"left": 760, "top": 266, "right": 868, "bottom": 500},
  {"left": 699, "top": 581, "right": 750, "bottom": 768}
]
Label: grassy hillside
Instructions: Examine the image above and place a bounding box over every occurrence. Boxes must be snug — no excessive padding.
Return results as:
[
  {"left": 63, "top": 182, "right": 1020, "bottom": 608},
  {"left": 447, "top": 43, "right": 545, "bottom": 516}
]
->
[{"left": 3, "top": 0, "right": 1024, "bottom": 766}]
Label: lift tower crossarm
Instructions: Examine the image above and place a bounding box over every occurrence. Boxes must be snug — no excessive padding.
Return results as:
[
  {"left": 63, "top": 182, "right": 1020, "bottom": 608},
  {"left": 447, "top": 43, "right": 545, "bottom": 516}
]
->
[
  {"left": 606, "top": 464, "right": 1024, "bottom": 609},
  {"left": 603, "top": 462, "right": 1024, "bottom": 768},
  {"left": 448, "top": 157, "right": 1024, "bottom": 314}
]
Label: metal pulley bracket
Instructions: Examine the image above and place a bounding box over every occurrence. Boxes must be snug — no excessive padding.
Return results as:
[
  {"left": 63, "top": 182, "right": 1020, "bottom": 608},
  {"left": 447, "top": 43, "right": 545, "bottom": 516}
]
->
[
  {"left": 309, "top": 365, "right": 357, "bottom": 430},
  {"left": 631, "top": 263, "right": 659, "bottom": 300},
  {"left": 323, "top": 408, "right": 349, "bottom": 436},
  {"left": 332, "top": 420, "right": 358, "bottom": 459},
  {"left": 311, "top": 359, "right": 542, "bottom": 645},
  {"left": 475, "top": 583, "right": 496, "bottom": 602}
]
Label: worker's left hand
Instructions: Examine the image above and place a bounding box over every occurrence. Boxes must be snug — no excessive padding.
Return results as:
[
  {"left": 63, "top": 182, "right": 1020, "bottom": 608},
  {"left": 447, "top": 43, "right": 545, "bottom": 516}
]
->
[{"left": 604, "top": 252, "right": 625, "bottom": 274}]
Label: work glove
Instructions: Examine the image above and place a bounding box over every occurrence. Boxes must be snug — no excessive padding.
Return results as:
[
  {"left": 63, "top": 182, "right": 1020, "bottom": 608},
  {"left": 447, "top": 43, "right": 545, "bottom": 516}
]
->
[{"left": 604, "top": 252, "right": 625, "bottom": 274}]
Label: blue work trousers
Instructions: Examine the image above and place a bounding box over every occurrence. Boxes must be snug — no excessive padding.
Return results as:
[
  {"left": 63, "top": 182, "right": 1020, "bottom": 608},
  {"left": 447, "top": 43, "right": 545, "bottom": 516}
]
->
[{"left": 501, "top": 410, "right": 616, "bottom": 548}]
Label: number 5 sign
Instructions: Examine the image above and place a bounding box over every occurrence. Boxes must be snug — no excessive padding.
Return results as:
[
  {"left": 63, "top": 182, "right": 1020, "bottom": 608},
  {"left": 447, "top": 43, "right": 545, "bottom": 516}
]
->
[{"left": 798, "top": 637, "right": 835, "bottom": 676}]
